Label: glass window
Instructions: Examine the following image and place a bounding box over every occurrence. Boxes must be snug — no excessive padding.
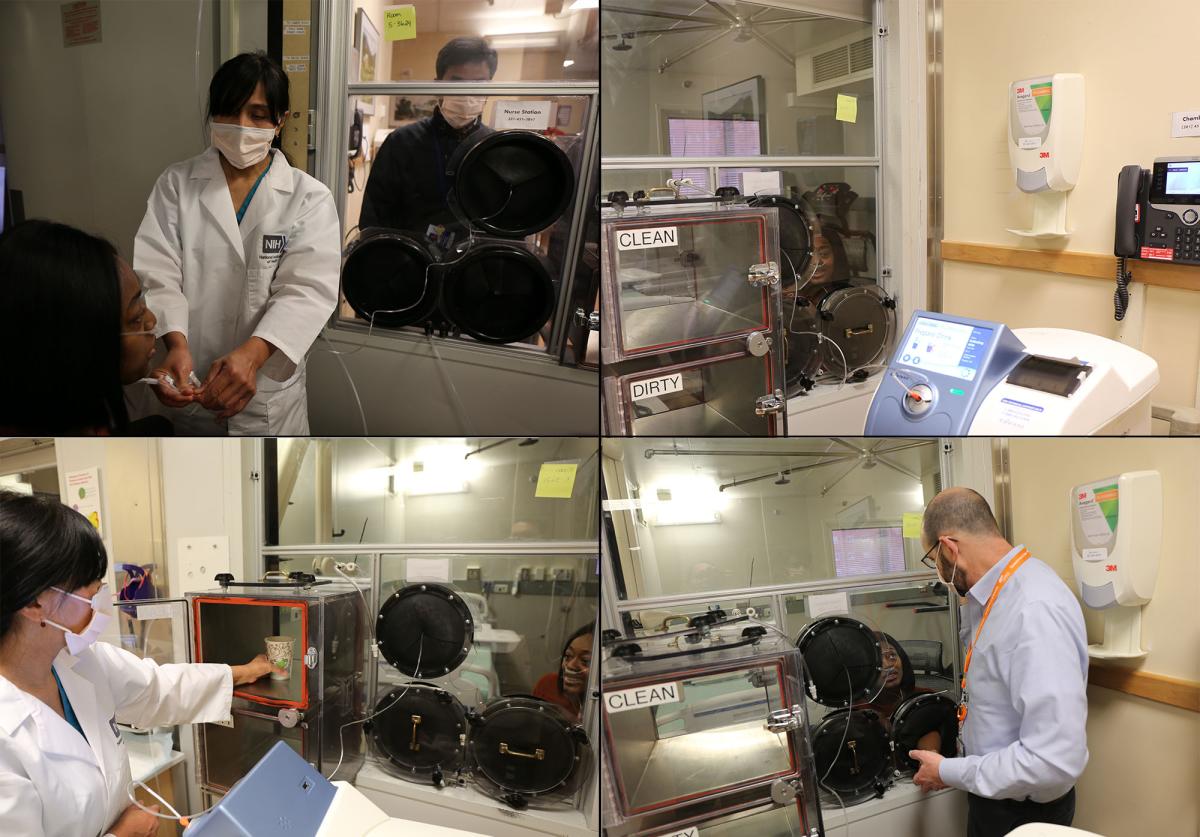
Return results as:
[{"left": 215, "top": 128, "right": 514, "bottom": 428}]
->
[
  {"left": 604, "top": 437, "right": 942, "bottom": 600},
  {"left": 349, "top": 3, "right": 598, "bottom": 84},
  {"left": 268, "top": 437, "right": 599, "bottom": 546},
  {"left": 601, "top": 0, "right": 874, "bottom": 158}
]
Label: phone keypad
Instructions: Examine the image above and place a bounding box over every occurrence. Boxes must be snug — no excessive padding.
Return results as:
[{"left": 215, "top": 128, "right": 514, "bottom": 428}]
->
[{"left": 1173, "top": 226, "right": 1199, "bottom": 262}]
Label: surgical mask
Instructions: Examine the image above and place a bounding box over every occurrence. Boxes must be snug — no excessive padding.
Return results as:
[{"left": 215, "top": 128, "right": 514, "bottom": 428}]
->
[
  {"left": 934, "top": 544, "right": 963, "bottom": 596},
  {"left": 210, "top": 122, "right": 276, "bottom": 169},
  {"left": 44, "top": 584, "right": 113, "bottom": 656},
  {"left": 439, "top": 97, "right": 486, "bottom": 129}
]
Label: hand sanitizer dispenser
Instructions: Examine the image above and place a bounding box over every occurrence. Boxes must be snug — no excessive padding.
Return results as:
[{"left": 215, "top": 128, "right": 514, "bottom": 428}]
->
[
  {"left": 1008, "top": 73, "right": 1085, "bottom": 238},
  {"left": 1069, "top": 470, "right": 1161, "bottom": 660}
]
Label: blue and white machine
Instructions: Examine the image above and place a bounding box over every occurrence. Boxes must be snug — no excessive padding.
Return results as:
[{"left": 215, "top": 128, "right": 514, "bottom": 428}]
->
[
  {"left": 186, "top": 742, "right": 481, "bottom": 837},
  {"left": 865, "top": 311, "right": 1160, "bottom": 435}
]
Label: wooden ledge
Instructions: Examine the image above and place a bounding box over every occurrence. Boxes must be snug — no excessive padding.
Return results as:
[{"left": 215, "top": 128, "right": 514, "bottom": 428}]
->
[
  {"left": 941, "top": 240, "right": 1200, "bottom": 293},
  {"left": 1088, "top": 664, "right": 1200, "bottom": 713}
]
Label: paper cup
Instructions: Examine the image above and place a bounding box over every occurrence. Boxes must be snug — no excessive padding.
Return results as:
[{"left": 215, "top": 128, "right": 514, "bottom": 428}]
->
[{"left": 265, "top": 636, "right": 294, "bottom": 681}]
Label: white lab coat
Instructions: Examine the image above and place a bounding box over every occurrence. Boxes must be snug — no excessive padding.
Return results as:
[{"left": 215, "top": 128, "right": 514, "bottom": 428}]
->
[
  {"left": 132, "top": 147, "right": 341, "bottom": 435},
  {"left": 0, "top": 642, "right": 232, "bottom": 837}
]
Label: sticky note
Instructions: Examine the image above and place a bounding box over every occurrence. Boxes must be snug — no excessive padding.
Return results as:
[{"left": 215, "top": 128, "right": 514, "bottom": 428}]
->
[
  {"left": 836, "top": 93, "right": 858, "bottom": 123},
  {"left": 383, "top": 5, "right": 416, "bottom": 41},
  {"left": 903, "top": 512, "right": 923, "bottom": 539},
  {"left": 536, "top": 462, "right": 578, "bottom": 499}
]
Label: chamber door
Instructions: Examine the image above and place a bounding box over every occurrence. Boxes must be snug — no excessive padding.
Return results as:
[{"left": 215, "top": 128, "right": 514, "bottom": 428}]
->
[
  {"left": 376, "top": 583, "right": 475, "bottom": 678},
  {"left": 371, "top": 684, "right": 468, "bottom": 781},
  {"left": 604, "top": 209, "right": 780, "bottom": 361},
  {"left": 612, "top": 349, "right": 785, "bottom": 437}
]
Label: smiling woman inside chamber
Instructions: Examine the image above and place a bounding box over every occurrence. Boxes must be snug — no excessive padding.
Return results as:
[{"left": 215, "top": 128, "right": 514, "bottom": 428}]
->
[
  {"left": 0, "top": 492, "right": 279, "bottom": 837},
  {"left": 534, "top": 623, "right": 593, "bottom": 722}
]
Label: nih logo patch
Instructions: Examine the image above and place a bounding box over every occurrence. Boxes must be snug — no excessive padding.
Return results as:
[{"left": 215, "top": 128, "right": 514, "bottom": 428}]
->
[{"left": 262, "top": 234, "right": 287, "bottom": 255}]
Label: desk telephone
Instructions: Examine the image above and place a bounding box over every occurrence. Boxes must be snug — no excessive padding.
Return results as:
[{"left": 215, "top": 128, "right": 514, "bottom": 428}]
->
[{"left": 1113, "top": 156, "right": 1200, "bottom": 319}]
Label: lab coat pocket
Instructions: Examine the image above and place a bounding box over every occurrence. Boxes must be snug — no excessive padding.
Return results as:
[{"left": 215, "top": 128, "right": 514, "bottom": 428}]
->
[{"left": 245, "top": 265, "right": 276, "bottom": 318}]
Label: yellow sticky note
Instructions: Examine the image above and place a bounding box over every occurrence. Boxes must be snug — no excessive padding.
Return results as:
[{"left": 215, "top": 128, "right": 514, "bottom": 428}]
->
[
  {"left": 836, "top": 93, "right": 858, "bottom": 123},
  {"left": 536, "top": 463, "right": 578, "bottom": 499},
  {"left": 383, "top": 5, "right": 416, "bottom": 41},
  {"left": 902, "top": 512, "right": 923, "bottom": 539}
]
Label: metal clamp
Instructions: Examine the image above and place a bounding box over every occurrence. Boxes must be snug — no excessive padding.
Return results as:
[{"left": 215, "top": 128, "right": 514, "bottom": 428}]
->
[
  {"left": 765, "top": 705, "right": 804, "bottom": 734},
  {"left": 574, "top": 308, "right": 600, "bottom": 331},
  {"left": 500, "top": 743, "right": 545, "bottom": 761},
  {"left": 304, "top": 647, "right": 318, "bottom": 670},
  {"left": 755, "top": 389, "right": 785, "bottom": 416},
  {"left": 746, "top": 331, "right": 773, "bottom": 357},
  {"left": 747, "top": 261, "right": 781, "bottom": 287},
  {"left": 770, "top": 778, "right": 800, "bottom": 805}
]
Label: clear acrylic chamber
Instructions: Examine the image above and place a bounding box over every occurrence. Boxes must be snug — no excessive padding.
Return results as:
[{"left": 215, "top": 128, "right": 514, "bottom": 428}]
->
[
  {"left": 601, "top": 630, "right": 823, "bottom": 837},
  {"left": 187, "top": 581, "right": 367, "bottom": 793},
  {"left": 601, "top": 204, "right": 788, "bottom": 436}
]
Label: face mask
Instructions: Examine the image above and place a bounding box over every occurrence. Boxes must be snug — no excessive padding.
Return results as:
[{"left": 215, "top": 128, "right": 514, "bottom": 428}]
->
[
  {"left": 44, "top": 584, "right": 113, "bottom": 656},
  {"left": 210, "top": 122, "right": 276, "bottom": 169},
  {"left": 440, "top": 97, "right": 486, "bottom": 129},
  {"left": 934, "top": 543, "right": 965, "bottom": 596}
]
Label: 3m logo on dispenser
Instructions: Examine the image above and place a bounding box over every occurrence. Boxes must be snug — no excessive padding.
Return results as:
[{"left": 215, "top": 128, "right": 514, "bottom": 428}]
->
[
  {"left": 617, "top": 226, "right": 678, "bottom": 251},
  {"left": 630, "top": 372, "right": 684, "bottom": 402},
  {"left": 605, "top": 682, "right": 683, "bottom": 714}
]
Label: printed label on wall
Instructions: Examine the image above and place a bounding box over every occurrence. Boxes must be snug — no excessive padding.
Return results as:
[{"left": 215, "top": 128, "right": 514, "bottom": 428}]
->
[
  {"left": 605, "top": 682, "right": 684, "bottom": 714},
  {"left": 494, "top": 101, "right": 552, "bottom": 130},
  {"left": 617, "top": 226, "right": 678, "bottom": 251}
]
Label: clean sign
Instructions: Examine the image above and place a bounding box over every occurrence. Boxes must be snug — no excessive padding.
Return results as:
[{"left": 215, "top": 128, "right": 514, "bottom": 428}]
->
[
  {"left": 631, "top": 372, "right": 684, "bottom": 402},
  {"left": 605, "top": 682, "right": 683, "bottom": 714},
  {"left": 617, "top": 226, "right": 678, "bottom": 251}
]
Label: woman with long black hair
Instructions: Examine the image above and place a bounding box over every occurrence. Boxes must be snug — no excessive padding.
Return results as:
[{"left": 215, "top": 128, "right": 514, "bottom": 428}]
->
[{"left": 0, "top": 220, "right": 160, "bottom": 435}]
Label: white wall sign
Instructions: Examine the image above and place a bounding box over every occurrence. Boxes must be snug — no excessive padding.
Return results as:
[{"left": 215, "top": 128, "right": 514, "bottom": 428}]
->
[
  {"left": 406, "top": 558, "right": 451, "bottom": 583},
  {"left": 808, "top": 591, "right": 850, "bottom": 619},
  {"left": 494, "top": 101, "right": 552, "bottom": 131},
  {"left": 617, "top": 226, "right": 678, "bottom": 251},
  {"left": 742, "top": 170, "right": 782, "bottom": 196},
  {"left": 631, "top": 372, "right": 685, "bottom": 402},
  {"left": 1172, "top": 110, "right": 1200, "bottom": 138},
  {"left": 605, "top": 682, "right": 683, "bottom": 714}
]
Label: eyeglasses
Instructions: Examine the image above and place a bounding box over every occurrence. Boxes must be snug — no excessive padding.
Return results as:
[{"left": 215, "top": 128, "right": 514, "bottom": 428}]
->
[{"left": 920, "top": 537, "right": 958, "bottom": 571}]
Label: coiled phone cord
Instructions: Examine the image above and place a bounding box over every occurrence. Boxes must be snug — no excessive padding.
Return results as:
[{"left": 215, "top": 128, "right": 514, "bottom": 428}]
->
[{"left": 1114, "top": 256, "right": 1131, "bottom": 321}]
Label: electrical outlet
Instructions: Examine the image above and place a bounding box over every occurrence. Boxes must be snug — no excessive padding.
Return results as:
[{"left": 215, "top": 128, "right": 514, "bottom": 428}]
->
[
  {"left": 532, "top": 566, "right": 547, "bottom": 581},
  {"left": 466, "top": 566, "right": 481, "bottom": 581},
  {"left": 518, "top": 567, "right": 532, "bottom": 582},
  {"left": 493, "top": 582, "right": 511, "bottom": 594}
]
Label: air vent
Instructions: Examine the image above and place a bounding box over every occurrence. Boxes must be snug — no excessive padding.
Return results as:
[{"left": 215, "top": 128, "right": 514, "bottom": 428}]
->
[{"left": 795, "top": 33, "right": 875, "bottom": 96}]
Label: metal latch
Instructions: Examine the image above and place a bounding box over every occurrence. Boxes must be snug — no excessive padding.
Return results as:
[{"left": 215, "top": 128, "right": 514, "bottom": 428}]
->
[
  {"left": 574, "top": 308, "right": 600, "bottom": 331},
  {"left": 747, "top": 261, "right": 781, "bottom": 287},
  {"left": 770, "top": 778, "right": 801, "bottom": 805},
  {"left": 304, "top": 646, "right": 318, "bottom": 670},
  {"left": 755, "top": 389, "right": 785, "bottom": 416},
  {"left": 765, "top": 705, "right": 805, "bottom": 733},
  {"left": 746, "top": 330, "right": 773, "bottom": 357}
]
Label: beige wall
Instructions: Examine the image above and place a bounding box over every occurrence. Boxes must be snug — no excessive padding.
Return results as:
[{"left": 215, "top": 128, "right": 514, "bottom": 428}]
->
[
  {"left": 1008, "top": 439, "right": 1200, "bottom": 836},
  {"left": 942, "top": 0, "right": 1200, "bottom": 410}
]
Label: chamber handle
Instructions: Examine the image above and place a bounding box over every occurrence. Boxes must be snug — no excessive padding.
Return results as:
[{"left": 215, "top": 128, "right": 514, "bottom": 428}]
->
[
  {"left": 500, "top": 743, "right": 545, "bottom": 760},
  {"left": 410, "top": 714, "right": 422, "bottom": 751}
]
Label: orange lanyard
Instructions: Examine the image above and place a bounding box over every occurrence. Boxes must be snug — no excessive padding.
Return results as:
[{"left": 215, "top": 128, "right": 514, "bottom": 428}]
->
[{"left": 958, "top": 547, "right": 1030, "bottom": 724}]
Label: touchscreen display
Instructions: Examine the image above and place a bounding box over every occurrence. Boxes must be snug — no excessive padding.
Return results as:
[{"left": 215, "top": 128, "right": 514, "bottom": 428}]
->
[{"left": 896, "top": 318, "right": 994, "bottom": 382}]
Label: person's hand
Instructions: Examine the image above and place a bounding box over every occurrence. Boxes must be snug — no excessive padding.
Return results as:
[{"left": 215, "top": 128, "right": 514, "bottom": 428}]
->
[
  {"left": 199, "top": 338, "right": 272, "bottom": 419},
  {"left": 108, "top": 802, "right": 160, "bottom": 837},
  {"left": 231, "top": 653, "right": 286, "bottom": 685},
  {"left": 152, "top": 335, "right": 198, "bottom": 408},
  {"left": 910, "top": 749, "right": 948, "bottom": 792}
]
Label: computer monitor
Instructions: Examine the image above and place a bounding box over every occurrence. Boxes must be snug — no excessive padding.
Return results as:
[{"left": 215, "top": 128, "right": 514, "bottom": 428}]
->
[{"left": 831, "top": 526, "right": 905, "bottom": 578}]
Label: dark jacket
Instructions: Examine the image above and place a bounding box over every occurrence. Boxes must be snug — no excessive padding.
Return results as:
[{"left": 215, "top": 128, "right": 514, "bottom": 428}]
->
[{"left": 359, "top": 107, "right": 494, "bottom": 235}]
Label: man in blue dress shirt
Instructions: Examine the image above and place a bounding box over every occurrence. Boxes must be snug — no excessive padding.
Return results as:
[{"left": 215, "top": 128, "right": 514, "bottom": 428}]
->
[{"left": 909, "top": 487, "right": 1089, "bottom": 837}]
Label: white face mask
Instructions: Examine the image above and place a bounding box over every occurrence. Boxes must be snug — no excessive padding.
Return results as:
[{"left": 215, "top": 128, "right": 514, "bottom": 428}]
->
[
  {"left": 210, "top": 122, "right": 276, "bottom": 169},
  {"left": 439, "top": 97, "right": 486, "bottom": 129},
  {"left": 44, "top": 584, "right": 113, "bottom": 656},
  {"left": 934, "top": 543, "right": 963, "bottom": 596}
]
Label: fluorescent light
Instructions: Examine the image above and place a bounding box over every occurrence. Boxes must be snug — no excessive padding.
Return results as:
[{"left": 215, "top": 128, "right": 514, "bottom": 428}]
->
[
  {"left": 487, "top": 33, "right": 561, "bottom": 49},
  {"left": 390, "top": 445, "right": 479, "bottom": 496},
  {"left": 562, "top": 59, "right": 575, "bottom": 68},
  {"left": 647, "top": 479, "right": 726, "bottom": 526}
]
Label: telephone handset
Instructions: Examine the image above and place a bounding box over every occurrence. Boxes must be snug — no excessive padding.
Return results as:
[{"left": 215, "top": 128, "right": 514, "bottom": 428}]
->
[{"left": 1112, "top": 156, "right": 1200, "bottom": 320}]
